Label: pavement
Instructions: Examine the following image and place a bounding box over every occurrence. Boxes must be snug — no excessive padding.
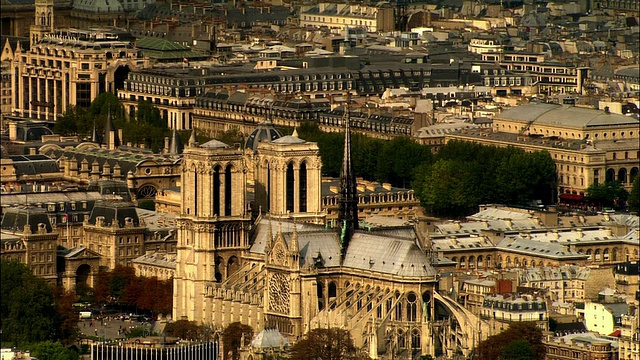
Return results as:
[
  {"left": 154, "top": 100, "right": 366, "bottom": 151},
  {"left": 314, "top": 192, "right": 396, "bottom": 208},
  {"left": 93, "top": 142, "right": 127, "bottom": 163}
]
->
[{"left": 78, "top": 316, "right": 154, "bottom": 340}]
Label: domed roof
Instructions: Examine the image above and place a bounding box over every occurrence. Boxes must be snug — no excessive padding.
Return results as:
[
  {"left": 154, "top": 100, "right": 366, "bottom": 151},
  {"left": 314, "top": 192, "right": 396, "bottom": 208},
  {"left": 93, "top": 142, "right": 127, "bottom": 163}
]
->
[{"left": 245, "top": 122, "right": 283, "bottom": 151}]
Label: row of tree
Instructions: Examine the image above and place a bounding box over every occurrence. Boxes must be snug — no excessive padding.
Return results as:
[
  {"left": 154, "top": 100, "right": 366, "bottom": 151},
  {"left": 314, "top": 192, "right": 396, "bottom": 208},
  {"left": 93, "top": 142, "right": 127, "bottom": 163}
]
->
[
  {"left": 297, "top": 121, "right": 432, "bottom": 188},
  {"left": 53, "top": 93, "right": 170, "bottom": 152},
  {"left": 414, "top": 141, "right": 557, "bottom": 217},
  {"left": 93, "top": 265, "right": 173, "bottom": 316},
  {"left": 298, "top": 121, "right": 557, "bottom": 217}
]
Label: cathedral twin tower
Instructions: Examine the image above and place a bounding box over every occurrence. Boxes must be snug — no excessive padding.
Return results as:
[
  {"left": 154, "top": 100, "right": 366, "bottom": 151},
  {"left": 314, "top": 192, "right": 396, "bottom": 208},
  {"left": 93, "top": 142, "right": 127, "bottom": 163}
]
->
[{"left": 174, "top": 125, "right": 323, "bottom": 321}]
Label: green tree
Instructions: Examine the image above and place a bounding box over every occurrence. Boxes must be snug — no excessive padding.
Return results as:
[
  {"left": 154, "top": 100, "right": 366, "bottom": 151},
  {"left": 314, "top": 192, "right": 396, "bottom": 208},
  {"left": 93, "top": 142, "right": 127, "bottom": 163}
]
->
[
  {"left": 164, "top": 320, "right": 207, "bottom": 340},
  {"left": 1, "top": 260, "right": 60, "bottom": 346},
  {"left": 501, "top": 339, "right": 535, "bottom": 360},
  {"left": 289, "top": 328, "right": 369, "bottom": 360},
  {"left": 222, "top": 322, "right": 253, "bottom": 360},
  {"left": 474, "top": 322, "right": 544, "bottom": 360},
  {"left": 53, "top": 106, "right": 91, "bottom": 137},
  {"left": 53, "top": 288, "right": 80, "bottom": 345},
  {"left": 120, "top": 100, "right": 169, "bottom": 152},
  {"left": 28, "top": 341, "right": 79, "bottom": 360},
  {"left": 109, "top": 266, "right": 137, "bottom": 303},
  {"left": 495, "top": 150, "right": 556, "bottom": 205},
  {"left": 376, "top": 136, "right": 431, "bottom": 188},
  {"left": 352, "top": 133, "right": 382, "bottom": 181},
  {"left": 627, "top": 178, "right": 639, "bottom": 212},
  {"left": 586, "top": 181, "right": 629, "bottom": 209},
  {"left": 88, "top": 92, "right": 124, "bottom": 120},
  {"left": 413, "top": 159, "right": 479, "bottom": 217}
]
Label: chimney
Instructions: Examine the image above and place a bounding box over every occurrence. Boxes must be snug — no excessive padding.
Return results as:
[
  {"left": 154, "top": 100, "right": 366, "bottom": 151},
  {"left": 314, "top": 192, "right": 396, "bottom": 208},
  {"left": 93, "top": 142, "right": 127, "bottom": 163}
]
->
[{"left": 8, "top": 122, "right": 17, "bottom": 140}]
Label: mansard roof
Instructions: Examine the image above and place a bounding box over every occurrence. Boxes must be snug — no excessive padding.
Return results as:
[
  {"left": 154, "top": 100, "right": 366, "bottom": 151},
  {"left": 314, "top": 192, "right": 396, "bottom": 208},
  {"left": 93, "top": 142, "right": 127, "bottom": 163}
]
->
[
  {"left": 88, "top": 201, "right": 140, "bottom": 228},
  {"left": 1, "top": 206, "right": 53, "bottom": 234}
]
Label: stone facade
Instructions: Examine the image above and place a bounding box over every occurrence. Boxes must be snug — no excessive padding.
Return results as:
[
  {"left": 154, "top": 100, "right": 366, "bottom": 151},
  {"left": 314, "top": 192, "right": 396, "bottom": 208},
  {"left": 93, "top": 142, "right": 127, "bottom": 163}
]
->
[
  {"left": 10, "top": 24, "right": 147, "bottom": 121},
  {"left": 172, "top": 126, "right": 448, "bottom": 358}
]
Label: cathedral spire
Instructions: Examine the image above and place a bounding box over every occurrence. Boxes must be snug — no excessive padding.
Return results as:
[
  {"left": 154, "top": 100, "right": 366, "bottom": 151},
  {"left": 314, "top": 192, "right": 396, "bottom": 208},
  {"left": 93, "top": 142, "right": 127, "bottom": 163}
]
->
[
  {"left": 91, "top": 121, "right": 99, "bottom": 144},
  {"left": 104, "top": 110, "right": 120, "bottom": 150},
  {"left": 188, "top": 130, "right": 197, "bottom": 147},
  {"left": 337, "top": 95, "right": 358, "bottom": 255},
  {"left": 169, "top": 128, "right": 184, "bottom": 155}
]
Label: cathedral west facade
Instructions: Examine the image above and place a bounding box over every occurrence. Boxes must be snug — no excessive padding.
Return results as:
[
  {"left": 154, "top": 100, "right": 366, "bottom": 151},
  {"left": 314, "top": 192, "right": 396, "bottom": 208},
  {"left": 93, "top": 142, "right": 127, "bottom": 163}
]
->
[{"left": 173, "top": 116, "right": 441, "bottom": 358}]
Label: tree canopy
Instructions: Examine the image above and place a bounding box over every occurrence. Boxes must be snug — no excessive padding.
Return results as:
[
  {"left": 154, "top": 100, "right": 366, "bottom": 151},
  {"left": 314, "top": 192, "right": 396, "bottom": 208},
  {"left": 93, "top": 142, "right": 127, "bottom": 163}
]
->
[
  {"left": 53, "top": 93, "right": 170, "bottom": 152},
  {"left": 28, "top": 341, "right": 80, "bottom": 360},
  {"left": 297, "top": 123, "right": 557, "bottom": 217},
  {"left": 473, "top": 322, "right": 544, "bottom": 360},
  {"left": 413, "top": 141, "right": 556, "bottom": 217},
  {"left": 289, "top": 328, "right": 369, "bottom": 360},
  {"left": 1, "top": 260, "right": 61, "bottom": 346},
  {"left": 501, "top": 339, "right": 536, "bottom": 360},
  {"left": 93, "top": 265, "right": 172, "bottom": 316},
  {"left": 164, "top": 320, "right": 209, "bottom": 341},
  {"left": 222, "top": 322, "right": 253, "bottom": 360},
  {"left": 586, "top": 181, "right": 629, "bottom": 210}
]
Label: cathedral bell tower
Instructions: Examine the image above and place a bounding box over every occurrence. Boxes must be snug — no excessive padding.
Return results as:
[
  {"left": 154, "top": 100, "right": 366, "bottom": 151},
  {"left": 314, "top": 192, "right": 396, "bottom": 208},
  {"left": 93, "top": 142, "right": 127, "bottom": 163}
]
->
[
  {"left": 254, "top": 130, "right": 323, "bottom": 224},
  {"left": 173, "top": 134, "right": 252, "bottom": 323},
  {"left": 30, "top": 0, "right": 54, "bottom": 44}
]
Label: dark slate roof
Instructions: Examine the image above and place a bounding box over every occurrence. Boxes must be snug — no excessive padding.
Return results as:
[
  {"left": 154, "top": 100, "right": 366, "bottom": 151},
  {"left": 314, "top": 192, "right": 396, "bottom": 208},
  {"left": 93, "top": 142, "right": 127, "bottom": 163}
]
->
[
  {"left": 86, "top": 180, "right": 132, "bottom": 201},
  {"left": 0, "top": 207, "right": 53, "bottom": 234},
  {"left": 42, "top": 147, "right": 173, "bottom": 179},
  {"left": 14, "top": 125, "right": 54, "bottom": 142},
  {"left": 88, "top": 201, "right": 140, "bottom": 227},
  {"left": 8, "top": 154, "right": 60, "bottom": 175},
  {"left": 554, "top": 322, "right": 587, "bottom": 334},
  {"left": 245, "top": 122, "right": 283, "bottom": 151}
]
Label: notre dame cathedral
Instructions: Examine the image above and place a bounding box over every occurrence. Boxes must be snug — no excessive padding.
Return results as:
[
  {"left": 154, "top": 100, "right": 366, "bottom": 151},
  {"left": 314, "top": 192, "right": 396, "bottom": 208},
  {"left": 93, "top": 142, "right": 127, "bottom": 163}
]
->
[{"left": 173, "top": 113, "right": 438, "bottom": 358}]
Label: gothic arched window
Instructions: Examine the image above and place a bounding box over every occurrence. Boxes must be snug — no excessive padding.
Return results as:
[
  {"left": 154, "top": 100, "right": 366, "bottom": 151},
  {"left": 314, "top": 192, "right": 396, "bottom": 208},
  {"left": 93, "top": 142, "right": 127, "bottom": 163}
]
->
[
  {"left": 225, "top": 165, "right": 232, "bottom": 216},
  {"left": 286, "top": 162, "right": 294, "bottom": 213},
  {"left": 299, "top": 162, "right": 307, "bottom": 212},
  {"left": 213, "top": 165, "right": 221, "bottom": 216}
]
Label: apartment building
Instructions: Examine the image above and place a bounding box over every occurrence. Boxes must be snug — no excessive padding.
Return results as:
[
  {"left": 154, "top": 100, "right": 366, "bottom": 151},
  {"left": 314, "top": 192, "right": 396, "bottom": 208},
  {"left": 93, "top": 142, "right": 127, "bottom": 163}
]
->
[{"left": 481, "top": 52, "right": 589, "bottom": 94}]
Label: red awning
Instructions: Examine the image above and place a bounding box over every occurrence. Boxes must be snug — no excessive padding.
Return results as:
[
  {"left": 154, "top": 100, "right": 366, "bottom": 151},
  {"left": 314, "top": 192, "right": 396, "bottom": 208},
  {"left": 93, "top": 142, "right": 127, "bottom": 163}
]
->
[
  {"left": 560, "top": 194, "right": 584, "bottom": 201},
  {"left": 609, "top": 330, "right": 621, "bottom": 337}
]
